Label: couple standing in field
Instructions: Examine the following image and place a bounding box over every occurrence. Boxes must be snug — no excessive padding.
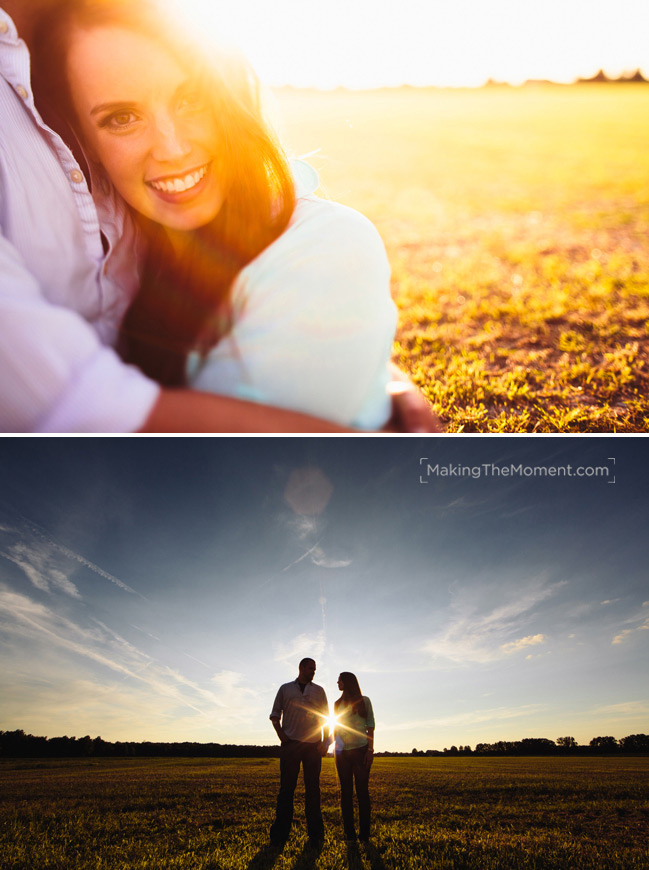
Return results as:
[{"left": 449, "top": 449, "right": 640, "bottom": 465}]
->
[{"left": 269, "top": 658, "right": 375, "bottom": 849}]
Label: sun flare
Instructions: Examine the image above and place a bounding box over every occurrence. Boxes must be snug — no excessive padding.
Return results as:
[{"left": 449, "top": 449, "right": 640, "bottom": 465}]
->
[
  {"left": 167, "top": 0, "right": 648, "bottom": 90},
  {"left": 326, "top": 714, "right": 338, "bottom": 735}
]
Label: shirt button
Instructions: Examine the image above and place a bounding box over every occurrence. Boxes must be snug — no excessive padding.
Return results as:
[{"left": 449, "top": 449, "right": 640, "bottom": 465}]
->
[
  {"left": 70, "top": 169, "right": 85, "bottom": 184},
  {"left": 16, "top": 85, "right": 29, "bottom": 100}
]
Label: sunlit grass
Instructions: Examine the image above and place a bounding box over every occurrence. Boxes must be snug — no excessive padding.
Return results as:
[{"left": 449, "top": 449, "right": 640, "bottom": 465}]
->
[
  {"left": 2, "top": 757, "right": 648, "bottom": 868},
  {"left": 275, "top": 84, "right": 649, "bottom": 431}
]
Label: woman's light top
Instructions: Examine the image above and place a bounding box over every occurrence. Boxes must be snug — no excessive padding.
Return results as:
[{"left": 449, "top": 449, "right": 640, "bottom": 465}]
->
[
  {"left": 187, "top": 161, "right": 396, "bottom": 429},
  {"left": 335, "top": 695, "right": 375, "bottom": 751}
]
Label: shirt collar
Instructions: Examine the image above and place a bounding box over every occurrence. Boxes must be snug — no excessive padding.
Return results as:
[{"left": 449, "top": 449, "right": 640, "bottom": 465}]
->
[{"left": 0, "top": 9, "right": 19, "bottom": 46}]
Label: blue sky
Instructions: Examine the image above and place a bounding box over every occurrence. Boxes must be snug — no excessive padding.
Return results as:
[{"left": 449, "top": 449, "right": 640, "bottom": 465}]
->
[{"left": 0, "top": 437, "right": 647, "bottom": 751}]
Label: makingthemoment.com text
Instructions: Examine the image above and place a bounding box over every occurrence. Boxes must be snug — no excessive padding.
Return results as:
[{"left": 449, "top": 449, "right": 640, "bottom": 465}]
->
[{"left": 420, "top": 460, "right": 613, "bottom": 481}]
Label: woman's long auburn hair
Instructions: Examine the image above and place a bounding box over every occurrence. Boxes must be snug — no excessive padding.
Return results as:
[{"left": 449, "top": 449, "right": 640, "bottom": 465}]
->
[
  {"left": 31, "top": 0, "right": 296, "bottom": 385},
  {"left": 335, "top": 672, "right": 367, "bottom": 720}
]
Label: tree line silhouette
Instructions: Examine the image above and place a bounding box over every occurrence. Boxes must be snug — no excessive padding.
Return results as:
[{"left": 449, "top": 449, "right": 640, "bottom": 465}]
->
[
  {"left": 484, "top": 69, "right": 648, "bottom": 87},
  {"left": 1, "top": 730, "right": 647, "bottom": 759}
]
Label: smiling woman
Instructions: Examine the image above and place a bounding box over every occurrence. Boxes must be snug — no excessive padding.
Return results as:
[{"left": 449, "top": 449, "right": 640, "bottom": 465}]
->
[
  {"left": 29, "top": 0, "right": 399, "bottom": 428},
  {"left": 66, "top": 26, "right": 228, "bottom": 234}
]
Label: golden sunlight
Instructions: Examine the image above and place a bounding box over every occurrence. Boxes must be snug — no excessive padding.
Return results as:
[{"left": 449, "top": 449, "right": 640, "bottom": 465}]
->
[
  {"left": 168, "top": 0, "right": 648, "bottom": 90},
  {"left": 326, "top": 713, "right": 338, "bottom": 735}
]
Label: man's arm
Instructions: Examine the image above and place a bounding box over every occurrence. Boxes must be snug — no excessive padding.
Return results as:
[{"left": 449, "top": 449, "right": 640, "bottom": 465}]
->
[
  {"left": 139, "top": 389, "right": 350, "bottom": 433},
  {"left": 1, "top": 238, "right": 437, "bottom": 433},
  {"left": 141, "top": 363, "right": 443, "bottom": 433},
  {"left": 270, "top": 687, "right": 288, "bottom": 743},
  {"left": 270, "top": 716, "right": 289, "bottom": 744}
]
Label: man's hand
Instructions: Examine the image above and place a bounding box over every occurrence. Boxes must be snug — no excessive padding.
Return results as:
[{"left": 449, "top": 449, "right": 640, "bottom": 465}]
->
[
  {"left": 318, "top": 739, "right": 330, "bottom": 757},
  {"left": 384, "top": 367, "right": 443, "bottom": 433},
  {"left": 271, "top": 718, "right": 289, "bottom": 744},
  {"left": 364, "top": 748, "right": 374, "bottom": 769}
]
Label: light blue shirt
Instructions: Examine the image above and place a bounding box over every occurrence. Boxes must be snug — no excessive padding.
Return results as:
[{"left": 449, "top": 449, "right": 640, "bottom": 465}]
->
[
  {"left": 189, "top": 165, "right": 396, "bottom": 429},
  {"left": 0, "top": 8, "right": 159, "bottom": 432},
  {"left": 335, "top": 696, "right": 375, "bottom": 751}
]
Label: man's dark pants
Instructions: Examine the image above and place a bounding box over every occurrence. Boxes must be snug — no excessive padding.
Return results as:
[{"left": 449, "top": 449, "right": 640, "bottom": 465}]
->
[
  {"left": 270, "top": 739, "right": 324, "bottom": 844},
  {"left": 335, "top": 747, "right": 371, "bottom": 840}
]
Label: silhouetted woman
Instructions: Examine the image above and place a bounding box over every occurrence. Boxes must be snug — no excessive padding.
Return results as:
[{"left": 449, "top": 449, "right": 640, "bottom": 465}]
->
[{"left": 334, "top": 672, "right": 375, "bottom": 842}]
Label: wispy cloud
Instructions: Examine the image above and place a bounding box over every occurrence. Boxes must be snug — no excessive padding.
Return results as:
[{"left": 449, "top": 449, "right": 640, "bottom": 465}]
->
[
  {"left": 382, "top": 703, "right": 547, "bottom": 733},
  {"left": 281, "top": 540, "right": 322, "bottom": 572},
  {"left": 501, "top": 634, "right": 546, "bottom": 655},
  {"left": 0, "top": 517, "right": 142, "bottom": 598},
  {"left": 1, "top": 543, "right": 81, "bottom": 599},
  {"left": 310, "top": 546, "right": 352, "bottom": 569},
  {"left": 611, "top": 603, "right": 649, "bottom": 645},
  {"left": 0, "top": 586, "right": 261, "bottom": 729},
  {"left": 590, "top": 700, "right": 649, "bottom": 717},
  {"left": 422, "top": 576, "right": 564, "bottom": 665},
  {"left": 273, "top": 630, "right": 326, "bottom": 667}
]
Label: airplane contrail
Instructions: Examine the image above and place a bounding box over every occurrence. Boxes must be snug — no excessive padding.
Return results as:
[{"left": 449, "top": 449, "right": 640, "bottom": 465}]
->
[{"left": 8, "top": 509, "right": 145, "bottom": 599}]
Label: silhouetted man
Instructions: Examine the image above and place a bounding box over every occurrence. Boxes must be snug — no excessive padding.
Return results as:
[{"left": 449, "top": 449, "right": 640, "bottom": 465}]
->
[{"left": 269, "top": 657, "right": 330, "bottom": 849}]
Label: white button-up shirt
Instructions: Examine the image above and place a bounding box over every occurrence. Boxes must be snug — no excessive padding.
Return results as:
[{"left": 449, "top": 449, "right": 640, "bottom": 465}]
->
[
  {"left": 270, "top": 679, "right": 330, "bottom": 743},
  {"left": 0, "top": 8, "right": 160, "bottom": 432}
]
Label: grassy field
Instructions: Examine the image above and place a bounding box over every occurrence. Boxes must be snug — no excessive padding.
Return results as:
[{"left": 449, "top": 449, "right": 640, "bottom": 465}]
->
[
  {"left": 2, "top": 756, "right": 648, "bottom": 869},
  {"left": 274, "top": 85, "right": 649, "bottom": 432}
]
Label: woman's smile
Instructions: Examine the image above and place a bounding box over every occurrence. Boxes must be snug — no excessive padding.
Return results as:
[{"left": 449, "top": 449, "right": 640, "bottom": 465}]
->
[{"left": 146, "top": 162, "right": 211, "bottom": 201}]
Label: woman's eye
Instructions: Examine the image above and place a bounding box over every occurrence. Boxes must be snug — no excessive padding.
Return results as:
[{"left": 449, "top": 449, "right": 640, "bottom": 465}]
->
[
  {"left": 102, "top": 111, "right": 138, "bottom": 131},
  {"left": 179, "top": 92, "right": 206, "bottom": 112}
]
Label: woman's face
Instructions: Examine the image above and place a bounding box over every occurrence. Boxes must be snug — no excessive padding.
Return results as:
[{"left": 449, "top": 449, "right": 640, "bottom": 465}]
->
[
  {"left": 66, "top": 26, "right": 227, "bottom": 232},
  {"left": 337, "top": 675, "right": 344, "bottom": 690}
]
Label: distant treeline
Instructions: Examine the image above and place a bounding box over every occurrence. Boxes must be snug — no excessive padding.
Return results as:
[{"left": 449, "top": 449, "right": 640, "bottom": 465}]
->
[
  {"left": 1, "top": 730, "right": 648, "bottom": 759},
  {"left": 0, "top": 731, "right": 281, "bottom": 759},
  {"left": 410, "top": 735, "right": 649, "bottom": 756},
  {"left": 484, "top": 69, "right": 648, "bottom": 87}
]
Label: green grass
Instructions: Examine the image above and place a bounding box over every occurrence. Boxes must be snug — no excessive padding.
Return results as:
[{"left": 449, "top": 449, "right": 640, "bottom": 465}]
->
[
  {"left": 274, "top": 85, "right": 649, "bottom": 431},
  {"left": 2, "top": 757, "right": 648, "bottom": 869}
]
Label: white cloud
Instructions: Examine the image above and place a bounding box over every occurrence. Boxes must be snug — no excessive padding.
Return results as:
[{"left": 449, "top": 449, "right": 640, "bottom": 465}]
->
[
  {"left": 0, "top": 518, "right": 141, "bottom": 598},
  {"left": 1, "top": 542, "right": 81, "bottom": 598},
  {"left": 611, "top": 610, "right": 649, "bottom": 645},
  {"left": 591, "top": 700, "right": 649, "bottom": 716},
  {"left": 382, "top": 703, "right": 548, "bottom": 733},
  {"left": 273, "top": 630, "right": 326, "bottom": 667},
  {"left": 501, "top": 634, "right": 546, "bottom": 655},
  {"left": 0, "top": 587, "right": 262, "bottom": 730},
  {"left": 422, "top": 576, "right": 563, "bottom": 665},
  {"left": 310, "top": 546, "right": 352, "bottom": 569}
]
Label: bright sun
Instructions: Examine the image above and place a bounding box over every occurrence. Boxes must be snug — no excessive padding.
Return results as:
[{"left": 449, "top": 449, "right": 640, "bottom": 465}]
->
[{"left": 161, "top": 0, "right": 649, "bottom": 90}]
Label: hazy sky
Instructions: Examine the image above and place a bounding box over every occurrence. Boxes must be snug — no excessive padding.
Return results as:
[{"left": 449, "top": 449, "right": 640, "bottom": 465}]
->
[
  {"left": 177, "top": 0, "right": 649, "bottom": 88},
  {"left": 0, "top": 437, "right": 647, "bottom": 752}
]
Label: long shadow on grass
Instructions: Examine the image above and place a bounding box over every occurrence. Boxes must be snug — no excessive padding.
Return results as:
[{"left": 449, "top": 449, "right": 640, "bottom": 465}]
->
[
  {"left": 289, "top": 843, "right": 320, "bottom": 870},
  {"left": 246, "top": 844, "right": 283, "bottom": 870},
  {"left": 361, "top": 843, "right": 387, "bottom": 870},
  {"left": 345, "top": 843, "right": 364, "bottom": 870}
]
